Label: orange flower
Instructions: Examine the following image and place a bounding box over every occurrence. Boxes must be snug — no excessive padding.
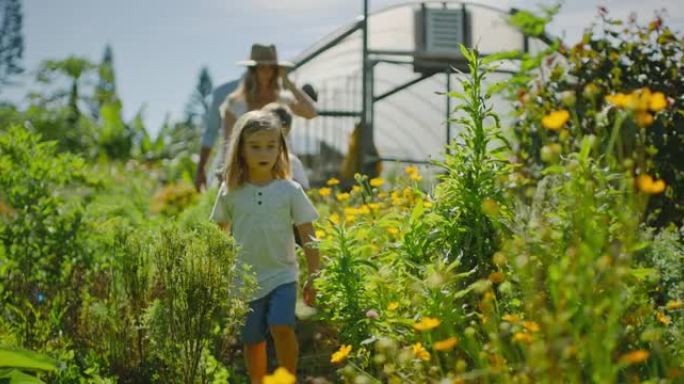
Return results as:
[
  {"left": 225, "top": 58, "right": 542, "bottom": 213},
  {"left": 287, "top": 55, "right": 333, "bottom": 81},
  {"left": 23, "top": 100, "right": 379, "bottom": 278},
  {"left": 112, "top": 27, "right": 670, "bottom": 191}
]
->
[
  {"left": 619, "top": 350, "right": 650, "bottom": 365},
  {"left": 541, "top": 110, "right": 570, "bottom": 130},
  {"left": 330, "top": 344, "right": 352, "bottom": 364},
  {"left": 488, "top": 271, "right": 505, "bottom": 284},
  {"left": 413, "top": 317, "right": 441, "bottom": 331},
  {"left": 637, "top": 174, "right": 666, "bottom": 194},
  {"left": 433, "top": 337, "right": 459, "bottom": 351}
]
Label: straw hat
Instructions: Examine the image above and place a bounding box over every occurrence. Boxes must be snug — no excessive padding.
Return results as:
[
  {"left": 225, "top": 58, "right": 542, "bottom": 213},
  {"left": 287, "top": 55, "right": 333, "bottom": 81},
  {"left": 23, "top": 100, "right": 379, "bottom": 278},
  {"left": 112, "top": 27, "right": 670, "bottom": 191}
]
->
[{"left": 236, "top": 43, "right": 294, "bottom": 67}]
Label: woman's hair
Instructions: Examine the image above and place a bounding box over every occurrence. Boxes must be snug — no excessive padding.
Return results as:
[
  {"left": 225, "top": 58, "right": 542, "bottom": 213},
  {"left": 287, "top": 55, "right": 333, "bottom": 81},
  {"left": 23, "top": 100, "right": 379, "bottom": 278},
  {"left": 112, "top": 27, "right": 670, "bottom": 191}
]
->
[
  {"left": 223, "top": 110, "right": 291, "bottom": 189},
  {"left": 262, "top": 102, "right": 293, "bottom": 136},
  {"left": 229, "top": 66, "right": 280, "bottom": 110}
]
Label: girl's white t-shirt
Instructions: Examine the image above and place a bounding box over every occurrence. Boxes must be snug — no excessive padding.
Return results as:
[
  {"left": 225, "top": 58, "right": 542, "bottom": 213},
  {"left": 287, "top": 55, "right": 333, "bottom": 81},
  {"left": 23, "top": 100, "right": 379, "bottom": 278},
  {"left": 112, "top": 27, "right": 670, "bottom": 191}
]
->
[{"left": 209, "top": 179, "right": 318, "bottom": 301}]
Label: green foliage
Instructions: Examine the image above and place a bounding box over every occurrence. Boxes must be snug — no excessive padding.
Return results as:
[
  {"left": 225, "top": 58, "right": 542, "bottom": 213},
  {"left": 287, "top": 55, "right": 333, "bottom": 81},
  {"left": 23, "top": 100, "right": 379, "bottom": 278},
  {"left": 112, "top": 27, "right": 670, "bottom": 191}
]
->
[
  {"left": 509, "top": 12, "right": 684, "bottom": 227},
  {"left": 435, "top": 45, "right": 511, "bottom": 278}
]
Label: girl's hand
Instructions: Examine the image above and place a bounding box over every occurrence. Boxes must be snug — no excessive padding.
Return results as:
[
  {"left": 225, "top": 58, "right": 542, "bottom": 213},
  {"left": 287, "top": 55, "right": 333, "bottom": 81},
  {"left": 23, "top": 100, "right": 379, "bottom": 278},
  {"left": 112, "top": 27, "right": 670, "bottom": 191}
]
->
[{"left": 303, "top": 275, "right": 316, "bottom": 306}]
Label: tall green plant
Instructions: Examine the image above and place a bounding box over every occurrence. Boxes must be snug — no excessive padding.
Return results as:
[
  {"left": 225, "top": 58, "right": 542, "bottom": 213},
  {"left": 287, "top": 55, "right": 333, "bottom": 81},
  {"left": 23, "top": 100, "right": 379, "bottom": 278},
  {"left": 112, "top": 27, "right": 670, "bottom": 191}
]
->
[{"left": 435, "top": 45, "right": 511, "bottom": 278}]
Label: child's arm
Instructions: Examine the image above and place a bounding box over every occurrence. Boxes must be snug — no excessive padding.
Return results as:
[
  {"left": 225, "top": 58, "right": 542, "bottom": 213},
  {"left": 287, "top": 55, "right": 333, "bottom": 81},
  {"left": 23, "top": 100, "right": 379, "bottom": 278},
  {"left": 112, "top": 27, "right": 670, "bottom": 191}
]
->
[{"left": 296, "top": 222, "right": 319, "bottom": 306}]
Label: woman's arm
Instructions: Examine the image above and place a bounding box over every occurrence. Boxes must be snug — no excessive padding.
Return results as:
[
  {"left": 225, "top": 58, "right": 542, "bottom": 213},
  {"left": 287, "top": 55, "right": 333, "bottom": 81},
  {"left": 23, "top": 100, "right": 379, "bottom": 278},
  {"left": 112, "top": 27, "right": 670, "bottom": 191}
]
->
[
  {"left": 222, "top": 111, "right": 237, "bottom": 143},
  {"left": 280, "top": 69, "right": 317, "bottom": 119}
]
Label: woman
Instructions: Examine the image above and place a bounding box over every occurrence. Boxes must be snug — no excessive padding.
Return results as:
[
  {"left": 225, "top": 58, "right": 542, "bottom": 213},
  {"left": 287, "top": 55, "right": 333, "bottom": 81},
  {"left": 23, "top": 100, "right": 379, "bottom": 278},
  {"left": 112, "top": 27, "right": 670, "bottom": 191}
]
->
[{"left": 195, "top": 43, "right": 317, "bottom": 189}]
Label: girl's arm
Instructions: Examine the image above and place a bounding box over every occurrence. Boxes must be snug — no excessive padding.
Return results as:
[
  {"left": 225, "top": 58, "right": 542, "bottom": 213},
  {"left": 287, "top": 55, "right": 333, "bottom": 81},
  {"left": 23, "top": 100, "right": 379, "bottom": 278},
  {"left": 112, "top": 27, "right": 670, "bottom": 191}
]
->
[{"left": 296, "top": 222, "right": 319, "bottom": 305}]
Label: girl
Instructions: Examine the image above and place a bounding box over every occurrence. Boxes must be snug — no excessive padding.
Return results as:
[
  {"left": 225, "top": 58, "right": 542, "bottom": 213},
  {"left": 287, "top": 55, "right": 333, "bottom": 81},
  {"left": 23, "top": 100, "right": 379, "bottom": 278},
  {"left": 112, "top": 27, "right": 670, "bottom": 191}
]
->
[{"left": 210, "top": 110, "right": 319, "bottom": 383}]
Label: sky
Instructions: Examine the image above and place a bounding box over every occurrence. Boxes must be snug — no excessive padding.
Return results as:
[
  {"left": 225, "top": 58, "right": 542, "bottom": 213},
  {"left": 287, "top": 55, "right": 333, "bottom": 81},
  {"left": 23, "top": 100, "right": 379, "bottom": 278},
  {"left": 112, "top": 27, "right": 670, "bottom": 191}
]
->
[{"left": 3, "top": 0, "right": 683, "bottom": 135}]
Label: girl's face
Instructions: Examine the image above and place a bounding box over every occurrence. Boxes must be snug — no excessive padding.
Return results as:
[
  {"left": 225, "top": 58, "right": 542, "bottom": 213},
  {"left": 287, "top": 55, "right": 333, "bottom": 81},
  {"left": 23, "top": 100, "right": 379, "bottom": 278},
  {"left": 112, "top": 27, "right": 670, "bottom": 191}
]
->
[
  {"left": 241, "top": 129, "right": 281, "bottom": 175},
  {"left": 255, "top": 65, "right": 277, "bottom": 87}
]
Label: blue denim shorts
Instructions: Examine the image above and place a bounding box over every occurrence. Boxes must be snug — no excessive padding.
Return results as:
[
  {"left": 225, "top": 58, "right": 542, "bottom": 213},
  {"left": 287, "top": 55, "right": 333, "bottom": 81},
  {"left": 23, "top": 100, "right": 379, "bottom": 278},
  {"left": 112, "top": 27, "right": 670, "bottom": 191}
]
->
[{"left": 241, "top": 282, "right": 297, "bottom": 344}]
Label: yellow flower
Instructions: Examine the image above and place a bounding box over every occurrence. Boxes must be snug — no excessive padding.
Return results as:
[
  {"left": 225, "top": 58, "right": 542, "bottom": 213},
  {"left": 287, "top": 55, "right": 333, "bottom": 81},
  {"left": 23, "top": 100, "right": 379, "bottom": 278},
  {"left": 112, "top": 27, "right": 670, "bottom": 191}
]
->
[
  {"left": 433, "top": 337, "right": 459, "bottom": 351},
  {"left": 405, "top": 165, "right": 423, "bottom": 181},
  {"left": 368, "top": 203, "right": 381, "bottom": 211},
  {"left": 318, "top": 187, "right": 331, "bottom": 197},
  {"left": 512, "top": 332, "right": 533, "bottom": 344},
  {"left": 619, "top": 350, "right": 650, "bottom": 365},
  {"left": 666, "top": 300, "right": 683, "bottom": 311},
  {"left": 386, "top": 227, "right": 399, "bottom": 235},
  {"left": 649, "top": 92, "right": 667, "bottom": 112},
  {"left": 502, "top": 314, "right": 521, "bottom": 323},
  {"left": 481, "top": 198, "right": 500, "bottom": 216},
  {"left": 605, "top": 92, "right": 632, "bottom": 108},
  {"left": 628, "top": 88, "right": 652, "bottom": 111},
  {"left": 330, "top": 213, "right": 340, "bottom": 225},
  {"left": 412, "top": 342, "right": 431, "bottom": 361},
  {"left": 351, "top": 185, "right": 362, "bottom": 194},
  {"left": 357, "top": 205, "right": 371, "bottom": 215},
  {"left": 370, "top": 177, "right": 384, "bottom": 187},
  {"left": 330, "top": 344, "right": 352, "bottom": 364},
  {"left": 263, "top": 367, "right": 296, "bottom": 384},
  {"left": 541, "top": 110, "right": 570, "bottom": 131},
  {"left": 413, "top": 317, "right": 441, "bottom": 331},
  {"left": 336, "top": 192, "right": 350, "bottom": 202},
  {"left": 637, "top": 174, "right": 666, "bottom": 194},
  {"left": 635, "top": 111, "right": 654, "bottom": 127},
  {"left": 522, "top": 321, "right": 540, "bottom": 333},
  {"left": 315, "top": 230, "right": 326, "bottom": 239},
  {"left": 326, "top": 177, "right": 340, "bottom": 186},
  {"left": 387, "top": 302, "right": 399, "bottom": 311},
  {"left": 656, "top": 311, "right": 671, "bottom": 325},
  {"left": 423, "top": 201, "right": 433, "bottom": 209}
]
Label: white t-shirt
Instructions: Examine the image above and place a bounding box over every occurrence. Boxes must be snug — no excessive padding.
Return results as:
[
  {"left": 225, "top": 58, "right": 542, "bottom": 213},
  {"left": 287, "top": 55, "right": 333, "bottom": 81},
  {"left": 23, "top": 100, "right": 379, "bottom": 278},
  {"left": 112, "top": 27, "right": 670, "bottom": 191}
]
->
[{"left": 209, "top": 179, "right": 318, "bottom": 300}]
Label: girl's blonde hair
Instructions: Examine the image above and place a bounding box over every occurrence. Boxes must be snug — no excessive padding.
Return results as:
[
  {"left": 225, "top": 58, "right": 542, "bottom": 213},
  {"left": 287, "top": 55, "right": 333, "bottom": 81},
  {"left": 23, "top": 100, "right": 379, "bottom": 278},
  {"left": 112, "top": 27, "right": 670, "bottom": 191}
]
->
[
  {"left": 223, "top": 110, "right": 291, "bottom": 189},
  {"left": 229, "top": 66, "right": 280, "bottom": 110}
]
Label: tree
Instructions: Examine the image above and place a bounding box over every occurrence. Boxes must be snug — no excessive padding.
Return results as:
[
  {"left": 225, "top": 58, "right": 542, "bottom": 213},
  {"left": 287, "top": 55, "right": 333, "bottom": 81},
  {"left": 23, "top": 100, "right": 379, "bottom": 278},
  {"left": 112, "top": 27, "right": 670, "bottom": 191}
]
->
[
  {"left": 184, "top": 66, "right": 212, "bottom": 125},
  {"left": 36, "top": 56, "right": 97, "bottom": 124},
  {"left": 0, "top": 0, "right": 24, "bottom": 87},
  {"left": 95, "top": 44, "right": 118, "bottom": 108}
]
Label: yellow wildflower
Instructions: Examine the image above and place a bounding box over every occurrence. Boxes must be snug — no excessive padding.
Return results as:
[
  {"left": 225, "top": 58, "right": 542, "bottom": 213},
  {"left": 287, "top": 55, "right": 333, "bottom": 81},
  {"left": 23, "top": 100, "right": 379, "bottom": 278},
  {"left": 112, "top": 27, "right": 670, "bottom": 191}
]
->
[
  {"left": 649, "top": 92, "right": 667, "bottom": 112},
  {"left": 637, "top": 174, "right": 666, "bottom": 194},
  {"left": 541, "top": 110, "right": 570, "bottom": 131},
  {"left": 405, "top": 165, "right": 419, "bottom": 176},
  {"left": 263, "top": 367, "right": 296, "bottom": 384},
  {"left": 635, "top": 111, "right": 654, "bottom": 127},
  {"left": 368, "top": 203, "right": 381, "bottom": 211},
  {"left": 605, "top": 92, "right": 632, "bottom": 108},
  {"left": 357, "top": 205, "right": 371, "bottom": 215},
  {"left": 330, "top": 344, "right": 352, "bottom": 364},
  {"left": 387, "top": 302, "right": 399, "bottom": 311},
  {"left": 619, "top": 350, "right": 650, "bottom": 365},
  {"left": 370, "top": 177, "right": 384, "bottom": 187},
  {"left": 666, "top": 300, "right": 683, "bottom": 311},
  {"left": 423, "top": 201, "right": 433, "bottom": 209},
  {"left": 512, "top": 332, "right": 533, "bottom": 344},
  {"left": 656, "top": 311, "right": 671, "bottom": 325},
  {"left": 412, "top": 343, "right": 431, "bottom": 361},
  {"left": 628, "top": 88, "right": 652, "bottom": 111},
  {"left": 378, "top": 191, "right": 388, "bottom": 199},
  {"left": 326, "top": 177, "right": 340, "bottom": 186},
  {"left": 386, "top": 227, "right": 399, "bottom": 236},
  {"left": 522, "top": 321, "right": 540, "bottom": 333},
  {"left": 336, "top": 192, "right": 350, "bottom": 202},
  {"left": 318, "top": 187, "right": 331, "bottom": 197},
  {"left": 433, "top": 337, "right": 459, "bottom": 352},
  {"left": 351, "top": 185, "right": 362, "bottom": 194},
  {"left": 502, "top": 314, "right": 521, "bottom": 323},
  {"left": 413, "top": 317, "right": 441, "bottom": 331},
  {"left": 315, "top": 230, "right": 326, "bottom": 239},
  {"left": 330, "top": 213, "right": 340, "bottom": 225}
]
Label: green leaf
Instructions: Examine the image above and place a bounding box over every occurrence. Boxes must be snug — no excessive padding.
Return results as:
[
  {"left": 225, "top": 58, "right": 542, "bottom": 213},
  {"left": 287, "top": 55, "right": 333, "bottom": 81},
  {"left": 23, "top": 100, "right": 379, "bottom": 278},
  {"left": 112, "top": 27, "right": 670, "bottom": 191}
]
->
[
  {"left": 0, "top": 369, "right": 47, "bottom": 384},
  {"left": 629, "top": 268, "right": 658, "bottom": 282},
  {"left": 0, "top": 347, "right": 58, "bottom": 371}
]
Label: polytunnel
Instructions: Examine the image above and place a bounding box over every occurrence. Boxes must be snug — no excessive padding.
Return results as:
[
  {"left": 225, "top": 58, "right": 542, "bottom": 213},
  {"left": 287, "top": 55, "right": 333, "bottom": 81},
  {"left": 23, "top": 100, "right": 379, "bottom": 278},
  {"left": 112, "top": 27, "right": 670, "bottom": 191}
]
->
[{"left": 286, "top": 1, "right": 548, "bottom": 185}]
